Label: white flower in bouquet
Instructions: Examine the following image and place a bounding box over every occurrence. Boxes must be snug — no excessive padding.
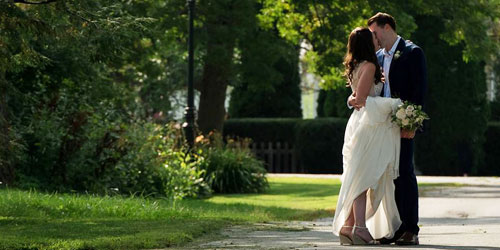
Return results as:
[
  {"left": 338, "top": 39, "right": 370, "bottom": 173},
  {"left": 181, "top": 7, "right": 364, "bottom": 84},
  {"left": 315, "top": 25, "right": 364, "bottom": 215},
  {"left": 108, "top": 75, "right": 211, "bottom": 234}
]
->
[
  {"left": 396, "top": 109, "right": 406, "bottom": 120},
  {"left": 405, "top": 105, "right": 415, "bottom": 116},
  {"left": 391, "top": 101, "right": 429, "bottom": 131}
]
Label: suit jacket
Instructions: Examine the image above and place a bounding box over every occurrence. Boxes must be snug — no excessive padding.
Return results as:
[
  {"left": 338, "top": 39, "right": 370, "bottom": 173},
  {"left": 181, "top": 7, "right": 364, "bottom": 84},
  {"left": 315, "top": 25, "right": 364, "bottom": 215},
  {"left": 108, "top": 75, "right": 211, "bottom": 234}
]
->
[
  {"left": 377, "top": 38, "right": 428, "bottom": 132},
  {"left": 377, "top": 38, "right": 427, "bottom": 107}
]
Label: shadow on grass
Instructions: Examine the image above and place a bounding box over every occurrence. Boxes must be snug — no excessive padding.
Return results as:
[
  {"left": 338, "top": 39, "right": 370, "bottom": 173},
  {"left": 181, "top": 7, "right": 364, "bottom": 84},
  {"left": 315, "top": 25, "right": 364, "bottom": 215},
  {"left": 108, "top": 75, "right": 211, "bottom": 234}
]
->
[{"left": 0, "top": 217, "right": 228, "bottom": 249}]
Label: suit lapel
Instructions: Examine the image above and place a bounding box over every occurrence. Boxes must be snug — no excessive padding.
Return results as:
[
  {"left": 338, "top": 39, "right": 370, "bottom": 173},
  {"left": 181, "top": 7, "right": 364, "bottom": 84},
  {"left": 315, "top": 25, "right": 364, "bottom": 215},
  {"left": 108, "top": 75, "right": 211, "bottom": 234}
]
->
[{"left": 388, "top": 38, "right": 406, "bottom": 96}]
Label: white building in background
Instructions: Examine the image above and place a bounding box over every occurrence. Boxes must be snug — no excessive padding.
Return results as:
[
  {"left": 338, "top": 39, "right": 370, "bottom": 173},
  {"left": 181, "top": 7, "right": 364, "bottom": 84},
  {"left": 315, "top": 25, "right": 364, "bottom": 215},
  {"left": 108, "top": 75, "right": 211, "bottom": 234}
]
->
[
  {"left": 169, "top": 87, "right": 233, "bottom": 121},
  {"left": 299, "top": 40, "right": 321, "bottom": 119},
  {"left": 486, "top": 64, "right": 497, "bottom": 101}
]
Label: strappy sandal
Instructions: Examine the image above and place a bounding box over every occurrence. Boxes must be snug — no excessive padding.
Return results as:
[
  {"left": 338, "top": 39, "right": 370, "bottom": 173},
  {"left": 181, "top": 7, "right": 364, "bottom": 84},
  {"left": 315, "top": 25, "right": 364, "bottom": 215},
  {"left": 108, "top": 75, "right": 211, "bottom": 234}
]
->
[
  {"left": 352, "top": 226, "right": 380, "bottom": 245},
  {"left": 339, "top": 226, "right": 353, "bottom": 245}
]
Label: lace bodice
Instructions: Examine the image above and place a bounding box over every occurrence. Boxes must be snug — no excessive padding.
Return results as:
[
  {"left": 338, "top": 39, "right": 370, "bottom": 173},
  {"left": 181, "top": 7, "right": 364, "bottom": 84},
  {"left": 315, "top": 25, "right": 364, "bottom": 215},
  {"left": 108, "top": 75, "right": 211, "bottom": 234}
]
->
[{"left": 350, "top": 61, "right": 383, "bottom": 97}]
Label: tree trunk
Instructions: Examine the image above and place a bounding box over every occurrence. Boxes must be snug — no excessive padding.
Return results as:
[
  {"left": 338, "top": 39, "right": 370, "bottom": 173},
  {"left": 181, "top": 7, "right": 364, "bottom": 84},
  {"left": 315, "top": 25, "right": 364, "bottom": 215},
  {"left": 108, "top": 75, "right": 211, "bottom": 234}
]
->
[{"left": 196, "top": 24, "right": 236, "bottom": 134}]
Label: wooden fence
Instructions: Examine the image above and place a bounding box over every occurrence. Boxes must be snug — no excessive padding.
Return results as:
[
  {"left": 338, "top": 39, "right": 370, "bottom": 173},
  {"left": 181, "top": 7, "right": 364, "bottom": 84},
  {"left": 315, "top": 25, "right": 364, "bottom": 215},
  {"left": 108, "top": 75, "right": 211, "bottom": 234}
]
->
[{"left": 249, "top": 142, "right": 305, "bottom": 173}]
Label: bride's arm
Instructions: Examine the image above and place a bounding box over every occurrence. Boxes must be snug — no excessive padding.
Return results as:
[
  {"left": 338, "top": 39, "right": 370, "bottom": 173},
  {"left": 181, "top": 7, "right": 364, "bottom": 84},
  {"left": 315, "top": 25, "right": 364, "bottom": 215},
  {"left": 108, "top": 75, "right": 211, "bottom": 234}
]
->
[{"left": 354, "top": 62, "right": 376, "bottom": 107}]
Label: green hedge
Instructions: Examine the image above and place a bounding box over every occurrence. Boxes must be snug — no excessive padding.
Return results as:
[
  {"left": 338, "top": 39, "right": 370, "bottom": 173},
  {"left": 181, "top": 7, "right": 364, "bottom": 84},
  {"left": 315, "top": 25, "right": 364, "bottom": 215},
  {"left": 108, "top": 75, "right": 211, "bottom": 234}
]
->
[
  {"left": 224, "top": 118, "right": 347, "bottom": 174},
  {"left": 224, "top": 118, "right": 300, "bottom": 144},
  {"left": 225, "top": 118, "right": 500, "bottom": 176},
  {"left": 479, "top": 122, "right": 500, "bottom": 176},
  {"left": 295, "top": 118, "right": 347, "bottom": 174}
]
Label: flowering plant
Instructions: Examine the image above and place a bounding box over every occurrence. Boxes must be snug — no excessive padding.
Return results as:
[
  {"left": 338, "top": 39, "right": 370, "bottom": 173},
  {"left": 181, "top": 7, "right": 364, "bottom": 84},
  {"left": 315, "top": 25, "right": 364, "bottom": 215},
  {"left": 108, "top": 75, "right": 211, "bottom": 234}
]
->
[{"left": 391, "top": 101, "right": 429, "bottom": 131}]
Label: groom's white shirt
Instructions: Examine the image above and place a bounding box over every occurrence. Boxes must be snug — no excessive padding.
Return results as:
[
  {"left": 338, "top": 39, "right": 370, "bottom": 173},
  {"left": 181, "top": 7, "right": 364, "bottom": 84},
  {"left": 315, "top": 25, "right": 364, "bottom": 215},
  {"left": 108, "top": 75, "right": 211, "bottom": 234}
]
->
[
  {"left": 347, "top": 36, "right": 401, "bottom": 108},
  {"left": 381, "top": 36, "right": 401, "bottom": 98}
]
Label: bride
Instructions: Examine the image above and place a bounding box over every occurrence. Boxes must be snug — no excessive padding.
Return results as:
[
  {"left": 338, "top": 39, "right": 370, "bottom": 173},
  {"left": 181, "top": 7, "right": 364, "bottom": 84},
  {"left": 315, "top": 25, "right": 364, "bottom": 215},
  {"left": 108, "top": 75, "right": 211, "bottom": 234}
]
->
[{"left": 332, "top": 27, "right": 402, "bottom": 245}]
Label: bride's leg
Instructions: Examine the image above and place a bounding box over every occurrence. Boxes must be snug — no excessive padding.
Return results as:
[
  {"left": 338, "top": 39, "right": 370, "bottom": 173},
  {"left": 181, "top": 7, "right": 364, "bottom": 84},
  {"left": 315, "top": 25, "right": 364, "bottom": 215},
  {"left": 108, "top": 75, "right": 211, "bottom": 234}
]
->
[
  {"left": 353, "top": 190, "right": 374, "bottom": 242},
  {"left": 340, "top": 207, "right": 355, "bottom": 238},
  {"left": 353, "top": 191, "right": 367, "bottom": 227},
  {"left": 345, "top": 208, "right": 355, "bottom": 226}
]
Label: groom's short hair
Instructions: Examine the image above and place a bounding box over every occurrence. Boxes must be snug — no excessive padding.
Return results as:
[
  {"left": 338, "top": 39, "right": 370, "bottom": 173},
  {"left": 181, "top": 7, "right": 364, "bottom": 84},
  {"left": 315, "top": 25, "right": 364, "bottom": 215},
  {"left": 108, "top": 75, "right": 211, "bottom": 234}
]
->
[{"left": 368, "top": 12, "right": 396, "bottom": 31}]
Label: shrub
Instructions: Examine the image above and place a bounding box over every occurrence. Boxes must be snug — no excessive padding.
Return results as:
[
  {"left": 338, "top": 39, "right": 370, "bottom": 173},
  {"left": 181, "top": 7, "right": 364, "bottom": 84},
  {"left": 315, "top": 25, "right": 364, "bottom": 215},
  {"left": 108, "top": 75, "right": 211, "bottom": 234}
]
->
[
  {"left": 203, "top": 147, "right": 268, "bottom": 194},
  {"left": 161, "top": 150, "right": 211, "bottom": 200},
  {"left": 16, "top": 111, "right": 210, "bottom": 199},
  {"left": 197, "top": 133, "right": 268, "bottom": 194}
]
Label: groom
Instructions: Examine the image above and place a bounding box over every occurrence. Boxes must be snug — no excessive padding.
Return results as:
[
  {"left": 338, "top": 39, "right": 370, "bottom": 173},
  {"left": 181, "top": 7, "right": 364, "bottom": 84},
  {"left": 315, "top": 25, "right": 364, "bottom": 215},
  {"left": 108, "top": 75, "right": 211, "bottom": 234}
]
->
[{"left": 349, "top": 12, "right": 428, "bottom": 245}]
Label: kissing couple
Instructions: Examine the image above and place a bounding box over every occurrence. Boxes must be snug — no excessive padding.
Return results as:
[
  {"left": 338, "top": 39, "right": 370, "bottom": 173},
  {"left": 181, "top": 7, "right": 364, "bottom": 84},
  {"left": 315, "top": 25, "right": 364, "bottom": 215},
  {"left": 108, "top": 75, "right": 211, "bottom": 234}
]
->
[{"left": 332, "top": 12, "right": 427, "bottom": 246}]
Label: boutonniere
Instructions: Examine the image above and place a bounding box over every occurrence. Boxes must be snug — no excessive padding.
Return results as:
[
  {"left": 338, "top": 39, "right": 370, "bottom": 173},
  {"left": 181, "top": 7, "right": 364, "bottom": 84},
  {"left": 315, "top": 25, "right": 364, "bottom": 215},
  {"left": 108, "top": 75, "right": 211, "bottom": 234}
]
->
[{"left": 394, "top": 50, "right": 401, "bottom": 60}]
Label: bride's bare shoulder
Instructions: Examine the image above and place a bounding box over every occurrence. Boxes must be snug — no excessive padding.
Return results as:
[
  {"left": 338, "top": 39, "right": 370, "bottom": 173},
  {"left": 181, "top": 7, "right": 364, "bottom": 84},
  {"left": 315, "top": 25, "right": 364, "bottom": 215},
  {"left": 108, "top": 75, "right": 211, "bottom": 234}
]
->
[{"left": 358, "top": 61, "right": 376, "bottom": 73}]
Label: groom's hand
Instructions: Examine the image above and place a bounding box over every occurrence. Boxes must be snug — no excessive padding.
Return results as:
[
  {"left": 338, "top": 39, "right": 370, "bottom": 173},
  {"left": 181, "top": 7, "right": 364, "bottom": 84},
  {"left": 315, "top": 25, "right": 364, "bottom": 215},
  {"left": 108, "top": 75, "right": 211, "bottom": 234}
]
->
[{"left": 401, "top": 129, "right": 416, "bottom": 139}]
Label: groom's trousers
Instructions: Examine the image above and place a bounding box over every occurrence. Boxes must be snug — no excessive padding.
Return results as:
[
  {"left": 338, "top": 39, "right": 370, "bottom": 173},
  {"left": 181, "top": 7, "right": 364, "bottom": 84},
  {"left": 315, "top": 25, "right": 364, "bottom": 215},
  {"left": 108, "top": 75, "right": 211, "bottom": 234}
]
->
[{"left": 394, "top": 138, "right": 420, "bottom": 235}]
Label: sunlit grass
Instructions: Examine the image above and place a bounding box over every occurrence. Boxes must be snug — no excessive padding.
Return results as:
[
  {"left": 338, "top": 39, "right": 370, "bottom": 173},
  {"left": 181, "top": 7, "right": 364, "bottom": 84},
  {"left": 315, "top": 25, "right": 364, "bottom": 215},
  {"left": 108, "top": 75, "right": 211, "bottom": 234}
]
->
[{"left": 204, "top": 177, "right": 340, "bottom": 218}]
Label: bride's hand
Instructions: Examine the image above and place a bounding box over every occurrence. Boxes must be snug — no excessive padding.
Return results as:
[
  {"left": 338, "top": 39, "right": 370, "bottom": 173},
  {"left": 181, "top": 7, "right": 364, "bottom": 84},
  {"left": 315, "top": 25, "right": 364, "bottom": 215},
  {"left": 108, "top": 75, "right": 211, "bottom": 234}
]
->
[
  {"left": 349, "top": 92, "right": 363, "bottom": 110},
  {"left": 401, "top": 129, "right": 416, "bottom": 139}
]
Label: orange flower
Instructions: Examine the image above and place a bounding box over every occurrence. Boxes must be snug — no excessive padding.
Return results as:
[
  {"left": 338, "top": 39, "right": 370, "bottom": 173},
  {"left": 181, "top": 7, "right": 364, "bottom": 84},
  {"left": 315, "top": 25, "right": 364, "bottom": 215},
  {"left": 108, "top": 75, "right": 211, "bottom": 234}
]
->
[{"left": 195, "top": 135, "right": 204, "bottom": 143}]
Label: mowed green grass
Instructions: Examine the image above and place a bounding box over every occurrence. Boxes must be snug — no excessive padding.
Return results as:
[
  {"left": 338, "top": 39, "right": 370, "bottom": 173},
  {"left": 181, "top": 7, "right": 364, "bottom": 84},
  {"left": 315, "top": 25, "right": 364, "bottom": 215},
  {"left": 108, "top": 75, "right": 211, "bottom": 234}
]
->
[{"left": 0, "top": 176, "right": 341, "bottom": 249}]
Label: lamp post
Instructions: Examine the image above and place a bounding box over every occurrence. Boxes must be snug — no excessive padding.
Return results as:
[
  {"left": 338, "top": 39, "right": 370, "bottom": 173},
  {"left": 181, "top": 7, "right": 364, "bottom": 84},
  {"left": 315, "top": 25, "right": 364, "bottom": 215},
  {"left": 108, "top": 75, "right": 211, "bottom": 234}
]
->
[{"left": 183, "top": 0, "right": 196, "bottom": 148}]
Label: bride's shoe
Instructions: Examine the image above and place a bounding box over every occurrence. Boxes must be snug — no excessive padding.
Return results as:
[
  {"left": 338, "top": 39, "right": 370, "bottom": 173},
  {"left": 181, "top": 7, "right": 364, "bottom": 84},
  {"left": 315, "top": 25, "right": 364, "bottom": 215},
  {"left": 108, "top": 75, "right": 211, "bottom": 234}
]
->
[
  {"left": 339, "top": 226, "right": 353, "bottom": 245},
  {"left": 352, "top": 226, "right": 380, "bottom": 245}
]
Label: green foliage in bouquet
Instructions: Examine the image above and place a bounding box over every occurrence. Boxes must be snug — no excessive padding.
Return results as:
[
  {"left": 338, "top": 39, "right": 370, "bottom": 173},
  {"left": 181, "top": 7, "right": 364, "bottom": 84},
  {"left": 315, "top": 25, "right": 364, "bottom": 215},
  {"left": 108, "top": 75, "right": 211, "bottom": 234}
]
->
[{"left": 391, "top": 101, "right": 429, "bottom": 131}]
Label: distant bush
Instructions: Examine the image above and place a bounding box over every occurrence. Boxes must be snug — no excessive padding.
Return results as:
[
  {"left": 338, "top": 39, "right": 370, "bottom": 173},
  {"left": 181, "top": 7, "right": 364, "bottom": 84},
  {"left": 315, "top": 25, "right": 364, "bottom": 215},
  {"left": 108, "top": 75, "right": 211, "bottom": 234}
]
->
[{"left": 490, "top": 101, "right": 500, "bottom": 121}]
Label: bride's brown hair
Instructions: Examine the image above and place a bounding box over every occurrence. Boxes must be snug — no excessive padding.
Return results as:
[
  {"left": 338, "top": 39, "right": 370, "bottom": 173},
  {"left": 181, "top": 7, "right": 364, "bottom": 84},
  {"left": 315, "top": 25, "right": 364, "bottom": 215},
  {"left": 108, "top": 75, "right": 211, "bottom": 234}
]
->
[{"left": 343, "top": 27, "right": 382, "bottom": 86}]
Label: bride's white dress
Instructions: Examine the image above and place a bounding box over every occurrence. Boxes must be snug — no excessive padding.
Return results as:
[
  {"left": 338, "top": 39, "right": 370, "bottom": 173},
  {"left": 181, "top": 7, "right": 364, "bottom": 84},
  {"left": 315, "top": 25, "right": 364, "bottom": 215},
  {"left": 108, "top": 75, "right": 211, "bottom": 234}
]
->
[{"left": 332, "top": 61, "right": 402, "bottom": 239}]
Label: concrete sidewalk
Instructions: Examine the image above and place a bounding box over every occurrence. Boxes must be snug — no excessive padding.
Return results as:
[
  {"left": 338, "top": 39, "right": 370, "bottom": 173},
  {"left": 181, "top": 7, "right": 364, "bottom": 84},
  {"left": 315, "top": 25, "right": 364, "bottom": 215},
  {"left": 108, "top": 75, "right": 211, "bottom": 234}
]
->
[{"left": 195, "top": 175, "right": 500, "bottom": 250}]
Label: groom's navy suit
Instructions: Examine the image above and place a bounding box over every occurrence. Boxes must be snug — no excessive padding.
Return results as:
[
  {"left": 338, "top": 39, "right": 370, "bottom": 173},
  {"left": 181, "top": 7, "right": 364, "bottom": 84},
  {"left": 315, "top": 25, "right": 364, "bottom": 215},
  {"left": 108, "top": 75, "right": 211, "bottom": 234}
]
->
[{"left": 377, "top": 38, "right": 427, "bottom": 236}]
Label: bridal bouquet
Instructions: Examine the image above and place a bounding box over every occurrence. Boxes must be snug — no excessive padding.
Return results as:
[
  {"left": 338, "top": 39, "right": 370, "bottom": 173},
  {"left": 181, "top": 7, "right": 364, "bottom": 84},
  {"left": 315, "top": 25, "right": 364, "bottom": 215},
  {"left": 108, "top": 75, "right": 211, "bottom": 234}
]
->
[{"left": 392, "top": 101, "right": 429, "bottom": 131}]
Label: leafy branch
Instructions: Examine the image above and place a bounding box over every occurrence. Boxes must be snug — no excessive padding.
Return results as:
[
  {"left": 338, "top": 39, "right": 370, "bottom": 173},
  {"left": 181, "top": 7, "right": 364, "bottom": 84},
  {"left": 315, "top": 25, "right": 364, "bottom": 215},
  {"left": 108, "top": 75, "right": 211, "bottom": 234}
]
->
[{"left": 12, "top": 0, "right": 56, "bottom": 4}]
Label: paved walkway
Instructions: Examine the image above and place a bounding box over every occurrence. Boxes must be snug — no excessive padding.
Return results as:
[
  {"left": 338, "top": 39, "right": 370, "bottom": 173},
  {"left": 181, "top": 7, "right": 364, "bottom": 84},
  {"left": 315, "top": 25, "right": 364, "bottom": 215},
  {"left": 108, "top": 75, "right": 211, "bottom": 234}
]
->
[{"left": 195, "top": 175, "right": 500, "bottom": 250}]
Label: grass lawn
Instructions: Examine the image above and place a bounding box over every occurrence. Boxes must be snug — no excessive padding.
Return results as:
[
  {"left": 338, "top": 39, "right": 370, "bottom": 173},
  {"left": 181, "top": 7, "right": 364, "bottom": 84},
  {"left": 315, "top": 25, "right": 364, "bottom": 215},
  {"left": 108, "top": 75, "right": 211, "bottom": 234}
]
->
[
  {"left": 0, "top": 176, "right": 460, "bottom": 249},
  {"left": 0, "top": 176, "right": 341, "bottom": 249}
]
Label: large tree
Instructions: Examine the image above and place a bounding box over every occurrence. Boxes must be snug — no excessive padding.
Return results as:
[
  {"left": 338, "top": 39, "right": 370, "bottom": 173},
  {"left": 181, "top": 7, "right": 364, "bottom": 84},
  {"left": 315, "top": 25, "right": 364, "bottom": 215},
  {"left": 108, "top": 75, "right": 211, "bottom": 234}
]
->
[
  {"left": 228, "top": 28, "right": 302, "bottom": 118},
  {"left": 194, "top": 0, "right": 257, "bottom": 133}
]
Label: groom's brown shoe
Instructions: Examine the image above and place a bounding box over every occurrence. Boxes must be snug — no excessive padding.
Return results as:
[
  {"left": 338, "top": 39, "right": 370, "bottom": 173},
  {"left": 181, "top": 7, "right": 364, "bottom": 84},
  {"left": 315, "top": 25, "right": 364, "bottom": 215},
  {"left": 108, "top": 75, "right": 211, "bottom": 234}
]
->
[{"left": 395, "top": 232, "right": 419, "bottom": 245}]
